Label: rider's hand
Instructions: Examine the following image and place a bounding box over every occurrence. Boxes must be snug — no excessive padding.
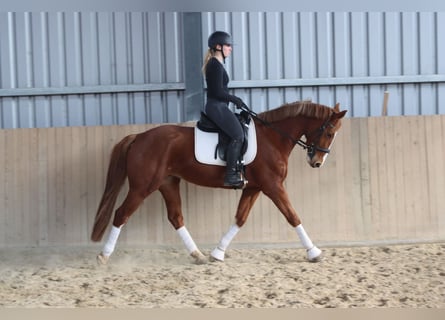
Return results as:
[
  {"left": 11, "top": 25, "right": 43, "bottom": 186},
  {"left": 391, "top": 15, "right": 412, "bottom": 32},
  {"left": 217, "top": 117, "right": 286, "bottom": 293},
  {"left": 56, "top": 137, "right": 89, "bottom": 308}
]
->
[{"left": 232, "top": 96, "right": 247, "bottom": 109}]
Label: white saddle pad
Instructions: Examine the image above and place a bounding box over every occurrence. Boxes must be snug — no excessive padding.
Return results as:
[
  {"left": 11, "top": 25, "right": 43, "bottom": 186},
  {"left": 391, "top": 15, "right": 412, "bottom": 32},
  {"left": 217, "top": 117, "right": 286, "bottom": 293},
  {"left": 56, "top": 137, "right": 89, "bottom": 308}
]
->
[{"left": 194, "top": 120, "right": 257, "bottom": 166}]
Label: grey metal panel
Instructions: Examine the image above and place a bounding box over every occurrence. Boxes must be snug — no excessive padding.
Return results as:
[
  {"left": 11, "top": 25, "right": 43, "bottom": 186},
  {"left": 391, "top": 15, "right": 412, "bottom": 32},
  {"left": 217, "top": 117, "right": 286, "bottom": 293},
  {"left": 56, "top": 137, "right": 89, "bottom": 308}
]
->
[
  {"left": 0, "top": 83, "right": 185, "bottom": 97},
  {"left": 2, "top": 11, "right": 445, "bottom": 128},
  {"left": 229, "top": 75, "right": 445, "bottom": 88},
  {"left": 0, "top": 12, "right": 184, "bottom": 128},
  {"left": 436, "top": 13, "right": 445, "bottom": 115},
  {"left": 202, "top": 12, "right": 445, "bottom": 118},
  {"left": 182, "top": 13, "right": 204, "bottom": 120},
  {"left": 282, "top": 12, "right": 299, "bottom": 80}
]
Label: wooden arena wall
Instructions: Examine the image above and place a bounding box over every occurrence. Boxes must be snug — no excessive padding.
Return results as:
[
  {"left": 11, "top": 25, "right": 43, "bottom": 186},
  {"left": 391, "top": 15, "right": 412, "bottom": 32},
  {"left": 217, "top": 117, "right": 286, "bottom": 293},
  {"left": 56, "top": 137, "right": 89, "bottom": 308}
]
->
[{"left": 0, "top": 115, "right": 444, "bottom": 248}]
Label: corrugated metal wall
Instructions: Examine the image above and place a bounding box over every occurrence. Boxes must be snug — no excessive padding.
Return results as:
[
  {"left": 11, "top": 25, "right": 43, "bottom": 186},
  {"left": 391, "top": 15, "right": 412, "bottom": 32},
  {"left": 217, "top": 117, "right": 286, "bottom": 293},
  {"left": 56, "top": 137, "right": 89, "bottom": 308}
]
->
[
  {"left": 1, "top": 12, "right": 444, "bottom": 128},
  {"left": 0, "top": 12, "right": 185, "bottom": 128},
  {"left": 202, "top": 12, "right": 445, "bottom": 117}
]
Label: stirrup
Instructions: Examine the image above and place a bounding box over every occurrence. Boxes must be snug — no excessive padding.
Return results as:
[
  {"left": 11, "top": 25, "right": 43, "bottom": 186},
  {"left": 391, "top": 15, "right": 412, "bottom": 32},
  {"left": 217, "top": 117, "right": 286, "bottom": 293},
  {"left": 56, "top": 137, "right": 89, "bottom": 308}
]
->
[
  {"left": 224, "top": 173, "right": 248, "bottom": 189},
  {"left": 224, "top": 180, "right": 247, "bottom": 189}
]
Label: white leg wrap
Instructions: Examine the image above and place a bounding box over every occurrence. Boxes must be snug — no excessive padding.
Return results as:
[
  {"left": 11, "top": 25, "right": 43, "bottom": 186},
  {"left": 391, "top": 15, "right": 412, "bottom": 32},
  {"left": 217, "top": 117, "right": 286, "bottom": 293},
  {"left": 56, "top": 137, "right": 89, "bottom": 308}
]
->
[
  {"left": 102, "top": 225, "right": 122, "bottom": 257},
  {"left": 295, "top": 224, "right": 322, "bottom": 262},
  {"left": 177, "top": 226, "right": 198, "bottom": 254},
  {"left": 211, "top": 224, "right": 240, "bottom": 261},
  {"left": 295, "top": 224, "right": 314, "bottom": 250},
  {"left": 219, "top": 224, "right": 240, "bottom": 251},
  {"left": 307, "top": 246, "right": 322, "bottom": 262}
]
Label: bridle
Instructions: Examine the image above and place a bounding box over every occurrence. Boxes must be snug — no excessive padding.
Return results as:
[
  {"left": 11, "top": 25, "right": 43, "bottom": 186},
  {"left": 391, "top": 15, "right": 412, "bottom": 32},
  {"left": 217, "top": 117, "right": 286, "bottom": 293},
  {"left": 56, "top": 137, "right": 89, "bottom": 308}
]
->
[
  {"left": 302, "top": 119, "right": 334, "bottom": 159},
  {"left": 238, "top": 104, "right": 334, "bottom": 157}
]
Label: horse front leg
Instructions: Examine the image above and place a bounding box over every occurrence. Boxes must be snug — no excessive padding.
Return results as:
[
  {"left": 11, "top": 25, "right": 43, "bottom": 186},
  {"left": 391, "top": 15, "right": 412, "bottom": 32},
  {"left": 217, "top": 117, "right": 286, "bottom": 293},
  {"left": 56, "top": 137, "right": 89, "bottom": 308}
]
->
[
  {"left": 264, "top": 184, "right": 322, "bottom": 262},
  {"left": 210, "top": 188, "right": 261, "bottom": 262},
  {"left": 159, "top": 177, "right": 206, "bottom": 265}
]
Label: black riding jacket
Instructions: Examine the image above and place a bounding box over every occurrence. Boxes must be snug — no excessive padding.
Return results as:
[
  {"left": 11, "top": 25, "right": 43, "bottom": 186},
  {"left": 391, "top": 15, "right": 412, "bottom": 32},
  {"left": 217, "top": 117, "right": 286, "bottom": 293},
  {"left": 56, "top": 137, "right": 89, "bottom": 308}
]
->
[{"left": 205, "top": 57, "right": 239, "bottom": 104}]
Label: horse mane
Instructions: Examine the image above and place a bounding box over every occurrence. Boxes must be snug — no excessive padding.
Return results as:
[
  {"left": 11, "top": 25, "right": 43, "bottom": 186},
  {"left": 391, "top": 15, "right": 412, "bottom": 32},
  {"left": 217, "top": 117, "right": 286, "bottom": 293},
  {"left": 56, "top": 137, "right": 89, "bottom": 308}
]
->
[{"left": 258, "top": 101, "right": 333, "bottom": 123}]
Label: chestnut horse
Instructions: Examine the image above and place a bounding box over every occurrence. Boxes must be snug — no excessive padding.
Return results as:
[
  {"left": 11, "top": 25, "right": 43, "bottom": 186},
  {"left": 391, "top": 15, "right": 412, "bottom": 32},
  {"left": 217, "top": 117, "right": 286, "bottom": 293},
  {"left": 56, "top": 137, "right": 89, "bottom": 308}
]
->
[{"left": 91, "top": 101, "right": 347, "bottom": 264}]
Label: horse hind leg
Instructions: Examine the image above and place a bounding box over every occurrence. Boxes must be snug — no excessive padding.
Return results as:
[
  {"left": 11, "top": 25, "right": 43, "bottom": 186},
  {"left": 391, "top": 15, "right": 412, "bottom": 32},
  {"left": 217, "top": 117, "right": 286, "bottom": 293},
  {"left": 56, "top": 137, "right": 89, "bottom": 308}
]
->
[
  {"left": 96, "top": 189, "right": 146, "bottom": 265},
  {"left": 159, "top": 176, "right": 207, "bottom": 265}
]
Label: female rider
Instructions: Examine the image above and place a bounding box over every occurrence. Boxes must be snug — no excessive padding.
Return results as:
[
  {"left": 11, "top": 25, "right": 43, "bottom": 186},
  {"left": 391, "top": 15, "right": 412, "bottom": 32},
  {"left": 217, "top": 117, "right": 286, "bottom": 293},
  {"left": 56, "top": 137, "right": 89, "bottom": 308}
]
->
[{"left": 202, "top": 31, "right": 248, "bottom": 188}]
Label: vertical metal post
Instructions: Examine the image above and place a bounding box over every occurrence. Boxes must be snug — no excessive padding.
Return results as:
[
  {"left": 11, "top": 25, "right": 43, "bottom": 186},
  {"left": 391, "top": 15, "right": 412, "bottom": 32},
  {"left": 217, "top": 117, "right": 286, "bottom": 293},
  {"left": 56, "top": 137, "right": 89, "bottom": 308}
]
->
[
  {"left": 182, "top": 12, "right": 204, "bottom": 121},
  {"left": 381, "top": 91, "right": 389, "bottom": 116}
]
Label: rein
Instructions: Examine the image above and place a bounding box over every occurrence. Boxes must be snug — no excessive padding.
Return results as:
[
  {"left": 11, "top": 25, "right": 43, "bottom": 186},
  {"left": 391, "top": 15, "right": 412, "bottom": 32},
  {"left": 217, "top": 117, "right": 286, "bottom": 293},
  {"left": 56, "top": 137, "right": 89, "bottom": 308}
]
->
[{"left": 238, "top": 104, "right": 332, "bottom": 155}]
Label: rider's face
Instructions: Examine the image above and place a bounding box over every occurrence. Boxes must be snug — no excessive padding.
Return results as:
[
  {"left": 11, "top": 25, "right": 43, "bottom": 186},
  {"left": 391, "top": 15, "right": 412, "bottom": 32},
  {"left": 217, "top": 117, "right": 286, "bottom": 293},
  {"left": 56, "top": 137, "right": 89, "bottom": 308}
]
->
[
  {"left": 216, "top": 44, "right": 232, "bottom": 58},
  {"left": 222, "top": 44, "right": 232, "bottom": 57}
]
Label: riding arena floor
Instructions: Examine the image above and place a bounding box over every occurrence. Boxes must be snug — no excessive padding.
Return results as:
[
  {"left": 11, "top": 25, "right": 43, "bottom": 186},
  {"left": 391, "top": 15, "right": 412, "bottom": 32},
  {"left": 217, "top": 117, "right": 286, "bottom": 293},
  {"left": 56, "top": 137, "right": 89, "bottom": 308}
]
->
[{"left": 0, "top": 242, "right": 444, "bottom": 308}]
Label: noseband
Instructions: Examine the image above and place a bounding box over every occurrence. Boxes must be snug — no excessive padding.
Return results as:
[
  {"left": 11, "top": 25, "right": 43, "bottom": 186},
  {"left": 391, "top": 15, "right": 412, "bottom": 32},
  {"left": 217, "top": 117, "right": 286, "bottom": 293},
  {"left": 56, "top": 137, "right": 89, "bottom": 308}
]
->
[
  {"left": 301, "top": 119, "right": 334, "bottom": 158},
  {"left": 238, "top": 104, "right": 333, "bottom": 157}
]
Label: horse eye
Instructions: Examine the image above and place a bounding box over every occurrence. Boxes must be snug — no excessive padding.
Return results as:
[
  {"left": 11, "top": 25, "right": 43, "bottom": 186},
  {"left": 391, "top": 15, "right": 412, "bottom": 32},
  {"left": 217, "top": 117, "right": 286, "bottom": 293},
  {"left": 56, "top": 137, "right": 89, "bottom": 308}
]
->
[{"left": 326, "top": 133, "right": 333, "bottom": 139}]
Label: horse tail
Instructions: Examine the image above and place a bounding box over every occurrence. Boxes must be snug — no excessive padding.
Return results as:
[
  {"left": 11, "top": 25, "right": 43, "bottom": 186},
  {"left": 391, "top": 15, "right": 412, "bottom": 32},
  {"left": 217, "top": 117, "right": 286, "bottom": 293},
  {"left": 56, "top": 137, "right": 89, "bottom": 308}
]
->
[{"left": 90, "top": 134, "right": 137, "bottom": 242}]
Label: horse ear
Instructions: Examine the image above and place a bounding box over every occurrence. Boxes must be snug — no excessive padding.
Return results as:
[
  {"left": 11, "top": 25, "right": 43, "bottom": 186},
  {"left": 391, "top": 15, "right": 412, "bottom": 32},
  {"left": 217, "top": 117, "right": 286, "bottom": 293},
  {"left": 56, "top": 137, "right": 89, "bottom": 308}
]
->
[
  {"left": 337, "top": 110, "right": 347, "bottom": 119},
  {"left": 334, "top": 103, "right": 340, "bottom": 112},
  {"left": 331, "top": 109, "right": 347, "bottom": 120},
  {"left": 332, "top": 103, "right": 347, "bottom": 119}
]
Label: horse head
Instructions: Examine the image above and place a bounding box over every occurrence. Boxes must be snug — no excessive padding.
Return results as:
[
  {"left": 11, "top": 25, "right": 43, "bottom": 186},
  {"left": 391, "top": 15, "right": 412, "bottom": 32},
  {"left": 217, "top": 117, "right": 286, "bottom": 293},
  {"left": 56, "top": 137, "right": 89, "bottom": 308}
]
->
[{"left": 304, "top": 103, "right": 347, "bottom": 168}]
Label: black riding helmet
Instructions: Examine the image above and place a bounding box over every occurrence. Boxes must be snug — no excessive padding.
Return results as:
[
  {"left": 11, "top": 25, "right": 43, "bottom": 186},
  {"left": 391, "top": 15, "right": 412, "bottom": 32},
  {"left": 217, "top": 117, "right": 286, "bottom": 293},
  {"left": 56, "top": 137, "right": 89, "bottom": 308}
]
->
[
  {"left": 208, "top": 31, "right": 232, "bottom": 49},
  {"left": 208, "top": 31, "right": 232, "bottom": 62}
]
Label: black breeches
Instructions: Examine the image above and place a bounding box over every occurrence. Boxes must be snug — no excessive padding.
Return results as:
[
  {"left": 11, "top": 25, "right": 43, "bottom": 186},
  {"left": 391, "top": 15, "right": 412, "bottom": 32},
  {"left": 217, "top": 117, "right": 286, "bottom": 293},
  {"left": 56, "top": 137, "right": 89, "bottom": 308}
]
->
[{"left": 204, "top": 100, "right": 244, "bottom": 141}]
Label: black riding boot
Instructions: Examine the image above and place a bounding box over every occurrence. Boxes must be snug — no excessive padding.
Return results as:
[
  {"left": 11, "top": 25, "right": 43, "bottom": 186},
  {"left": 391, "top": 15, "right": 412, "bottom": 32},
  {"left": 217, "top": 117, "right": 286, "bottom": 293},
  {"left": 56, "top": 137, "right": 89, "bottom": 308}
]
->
[{"left": 224, "top": 139, "right": 247, "bottom": 189}]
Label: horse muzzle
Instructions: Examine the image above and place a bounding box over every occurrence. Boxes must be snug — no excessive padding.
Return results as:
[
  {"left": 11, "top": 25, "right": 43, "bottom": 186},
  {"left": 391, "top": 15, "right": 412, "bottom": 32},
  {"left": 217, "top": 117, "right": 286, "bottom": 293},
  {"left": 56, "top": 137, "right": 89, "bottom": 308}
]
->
[{"left": 306, "top": 145, "right": 330, "bottom": 168}]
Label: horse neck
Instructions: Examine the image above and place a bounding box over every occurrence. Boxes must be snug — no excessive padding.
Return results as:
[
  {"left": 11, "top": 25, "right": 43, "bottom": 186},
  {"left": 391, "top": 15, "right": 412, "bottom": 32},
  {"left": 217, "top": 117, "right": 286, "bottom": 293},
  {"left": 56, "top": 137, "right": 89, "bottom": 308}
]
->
[
  {"left": 257, "top": 116, "right": 307, "bottom": 156},
  {"left": 282, "top": 115, "right": 308, "bottom": 144}
]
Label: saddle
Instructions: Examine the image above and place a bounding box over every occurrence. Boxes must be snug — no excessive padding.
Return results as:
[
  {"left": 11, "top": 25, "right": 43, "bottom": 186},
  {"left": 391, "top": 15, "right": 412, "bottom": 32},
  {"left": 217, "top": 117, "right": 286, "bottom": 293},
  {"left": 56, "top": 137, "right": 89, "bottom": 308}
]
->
[
  {"left": 194, "top": 111, "right": 257, "bottom": 166},
  {"left": 197, "top": 111, "right": 250, "bottom": 161}
]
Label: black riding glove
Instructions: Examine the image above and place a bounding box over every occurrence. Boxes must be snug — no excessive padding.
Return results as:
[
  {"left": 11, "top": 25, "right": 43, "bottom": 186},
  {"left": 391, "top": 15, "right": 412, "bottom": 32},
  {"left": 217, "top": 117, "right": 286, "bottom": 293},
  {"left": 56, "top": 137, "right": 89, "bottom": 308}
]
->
[{"left": 229, "top": 96, "right": 247, "bottom": 109}]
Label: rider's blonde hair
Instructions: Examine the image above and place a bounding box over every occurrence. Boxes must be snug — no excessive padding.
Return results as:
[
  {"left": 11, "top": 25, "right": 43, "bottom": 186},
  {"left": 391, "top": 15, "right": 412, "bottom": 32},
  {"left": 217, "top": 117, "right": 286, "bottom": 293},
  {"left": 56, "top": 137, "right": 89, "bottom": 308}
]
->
[{"left": 201, "top": 49, "right": 215, "bottom": 75}]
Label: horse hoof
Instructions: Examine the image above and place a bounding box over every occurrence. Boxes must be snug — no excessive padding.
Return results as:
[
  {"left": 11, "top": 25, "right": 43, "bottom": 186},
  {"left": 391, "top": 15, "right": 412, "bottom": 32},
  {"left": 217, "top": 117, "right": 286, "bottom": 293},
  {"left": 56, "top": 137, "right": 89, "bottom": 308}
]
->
[
  {"left": 307, "top": 246, "right": 322, "bottom": 262},
  {"left": 96, "top": 253, "right": 109, "bottom": 265},
  {"left": 210, "top": 247, "right": 225, "bottom": 262},
  {"left": 190, "top": 250, "right": 207, "bottom": 265}
]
